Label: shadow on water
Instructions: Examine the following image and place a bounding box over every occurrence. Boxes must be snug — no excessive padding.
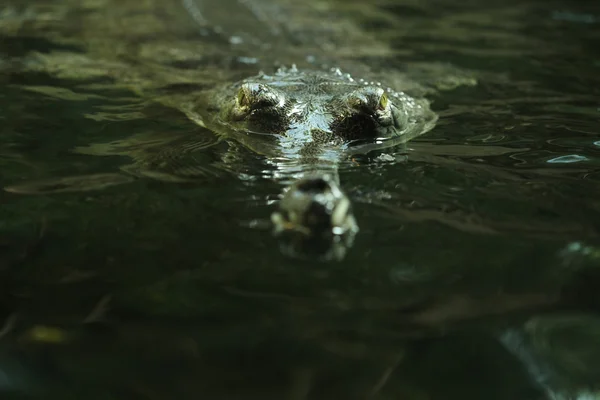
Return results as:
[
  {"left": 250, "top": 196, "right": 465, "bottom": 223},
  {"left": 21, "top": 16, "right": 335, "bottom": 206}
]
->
[{"left": 1, "top": 0, "right": 600, "bottom": 398}]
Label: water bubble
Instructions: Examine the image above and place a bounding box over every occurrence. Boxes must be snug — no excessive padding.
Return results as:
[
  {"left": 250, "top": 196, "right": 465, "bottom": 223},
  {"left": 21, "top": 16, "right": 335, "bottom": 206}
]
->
[{"left": 229, "top": 36, "right": 243, "bottom": 45}]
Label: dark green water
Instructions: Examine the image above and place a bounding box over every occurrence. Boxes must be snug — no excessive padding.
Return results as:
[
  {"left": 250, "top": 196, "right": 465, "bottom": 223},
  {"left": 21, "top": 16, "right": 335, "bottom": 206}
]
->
[{"left": 1, "top": 0, "right": 600, "bottom": 398}]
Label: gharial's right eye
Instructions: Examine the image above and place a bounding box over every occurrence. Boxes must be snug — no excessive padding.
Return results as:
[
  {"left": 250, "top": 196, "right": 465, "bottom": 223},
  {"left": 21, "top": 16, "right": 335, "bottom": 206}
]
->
[
  {"left": 237, "top": 86, "right": 250, "bottom": 107},
  {"left": 236, "top": 83, "right": 284, "bottom": 110}
]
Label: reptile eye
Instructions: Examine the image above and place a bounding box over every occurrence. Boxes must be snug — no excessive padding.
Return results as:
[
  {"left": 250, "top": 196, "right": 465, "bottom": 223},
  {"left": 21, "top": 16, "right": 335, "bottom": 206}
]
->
[
  {"left": 378, "top": 92, "right": 388, "bottom": 110},
  {"left": 347, "top": 86, "right": 387, "bottom": 115},
  {"left": 237, "top": 87, "right": 250, "bottom": 107},
  {"left": 237, "top": 83, "right": 283, "bottom": 110}
]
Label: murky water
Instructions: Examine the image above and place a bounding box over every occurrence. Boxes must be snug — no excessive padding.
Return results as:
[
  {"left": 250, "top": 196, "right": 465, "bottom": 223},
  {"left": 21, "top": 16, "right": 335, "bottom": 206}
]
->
[{"left": 1, "top": 0, "right": 600, "bottom": 398}]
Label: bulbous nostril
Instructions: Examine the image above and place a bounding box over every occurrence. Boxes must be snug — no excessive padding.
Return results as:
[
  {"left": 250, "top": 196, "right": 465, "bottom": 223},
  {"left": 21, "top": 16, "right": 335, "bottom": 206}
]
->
[
  {"left": 272, "top": 173, "right": 357, "bottom": 233},
  {"left": 296, "top": 177, "right": 330, "bottom": 195},
  {"left": 270, "top": 174, "right": 359, "bottom": 261}
]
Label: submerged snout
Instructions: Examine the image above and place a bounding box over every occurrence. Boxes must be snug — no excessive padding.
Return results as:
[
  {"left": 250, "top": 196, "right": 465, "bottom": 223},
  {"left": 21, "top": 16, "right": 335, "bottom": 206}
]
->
[
  {"left": 271, "top": 174, "right": 359, "bottom": 261},
  {"left": 271, "top": 174, "right": 358, "bottom": 236}
]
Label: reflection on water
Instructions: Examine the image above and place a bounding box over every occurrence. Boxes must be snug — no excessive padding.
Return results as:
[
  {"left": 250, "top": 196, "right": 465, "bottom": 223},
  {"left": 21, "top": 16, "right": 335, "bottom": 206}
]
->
[{"left": 1, "top": 0, "right": 600, "bottom": 398}]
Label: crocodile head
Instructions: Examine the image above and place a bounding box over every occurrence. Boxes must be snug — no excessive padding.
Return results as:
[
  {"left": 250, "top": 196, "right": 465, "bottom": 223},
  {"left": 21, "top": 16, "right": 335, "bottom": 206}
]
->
[
  {"left": 208, "top": 66, "right": 430, "bottom": 161},
  {"left": 196, "top": 66, "right": 437, "bottom": 258}
]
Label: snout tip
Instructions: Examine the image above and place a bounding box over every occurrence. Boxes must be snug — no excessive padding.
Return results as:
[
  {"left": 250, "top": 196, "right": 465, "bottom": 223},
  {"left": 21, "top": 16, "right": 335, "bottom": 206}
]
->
[
  {"left": 271, "top": 174, "right": 358, "bottom": 236},
  {"left": 271, "top": 174, "right": 358, "bottom": 261}
]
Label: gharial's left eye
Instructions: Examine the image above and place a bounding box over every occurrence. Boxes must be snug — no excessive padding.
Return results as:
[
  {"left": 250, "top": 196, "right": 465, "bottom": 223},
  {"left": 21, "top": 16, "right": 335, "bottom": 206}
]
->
[
  {"left": 347, "top": 86, "right": 389, "bottom": 115},
  {"left": 378, "top": 92, "right": 388, "bottom": 111}
]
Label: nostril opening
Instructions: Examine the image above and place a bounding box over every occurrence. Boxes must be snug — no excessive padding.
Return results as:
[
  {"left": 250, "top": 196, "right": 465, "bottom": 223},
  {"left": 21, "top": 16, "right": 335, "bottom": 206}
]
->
[
  {"left": 296, "top": 178, "right": 330, "bottom": 194},
  {"left": 305, "top": 202, "right": 332, "bottom": 230}
]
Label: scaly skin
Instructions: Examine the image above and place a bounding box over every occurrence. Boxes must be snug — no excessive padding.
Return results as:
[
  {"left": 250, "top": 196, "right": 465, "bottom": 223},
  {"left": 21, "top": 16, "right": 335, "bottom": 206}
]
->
[{"left": 195, "top": 65, "right": 437, "bottom": 166}]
